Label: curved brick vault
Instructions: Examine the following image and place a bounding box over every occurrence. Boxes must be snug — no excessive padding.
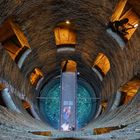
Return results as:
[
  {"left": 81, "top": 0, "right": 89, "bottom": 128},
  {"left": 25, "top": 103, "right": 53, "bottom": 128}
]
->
[{"left": 0, "top": 0, "right": 140, "bottom": 139}]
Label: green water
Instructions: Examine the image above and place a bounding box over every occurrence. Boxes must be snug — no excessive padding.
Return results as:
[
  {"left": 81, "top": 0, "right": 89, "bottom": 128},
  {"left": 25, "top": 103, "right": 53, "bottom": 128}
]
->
[{"left": 39, "top": 79, "right": 97, "bottom": 129}]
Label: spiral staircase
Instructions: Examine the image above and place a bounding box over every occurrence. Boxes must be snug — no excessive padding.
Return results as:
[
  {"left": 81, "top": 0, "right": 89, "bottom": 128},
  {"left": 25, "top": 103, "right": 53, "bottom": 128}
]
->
[{"left": 0, "top": 0, "right": 140, "bottom": 139}]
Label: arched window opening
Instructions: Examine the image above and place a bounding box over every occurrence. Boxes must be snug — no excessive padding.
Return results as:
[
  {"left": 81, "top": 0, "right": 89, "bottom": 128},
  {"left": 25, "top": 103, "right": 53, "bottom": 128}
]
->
[
  {"left": 101, "top": 101, "right": 108, "bottom": 114},
  {"left": 54, "top": 21, "right": 76, "bottom": 51},
  {"left": 22, "top": 100, "right": 31, "bottom": 109},
  {"left": 94, "top": 100, "right": 108, "bottom": 118},
  {"left": 95, "top": 100, "right": 108, "bottom": 117},
  {"left": 92, "top": 53, "right": 110, "bottom": 81},
  {"left": 94, "top": 125, "right": 126, "bottom": 135},
  {"left": 22, "top": 100, "right": 34, "bottom": 117},
  {"left": 30, "top": 68, "right": 44, "bottom": 87},
  {"left": 61, "top": 60, "right": 77, "bottom": 72},
  {"left": 111, "top": 0, "right": 128, "bottom": 22},
  {"left": 0, "top": 18, "right": 31, "bottom": 66},
  {"left": 94, "top": 127, "right": 116, "bottom": 135},
  {"left": 108, "top": 0, "right": 139, "bottom": 45},
  {"left": 31, "top": 131, "right": 52, "bottom": 136},
  {"left": 118, "top": 9, "right": 139, "bottom": 41},
  {"left": 119, "top": 78, "right": 140, "bottom": 104}
]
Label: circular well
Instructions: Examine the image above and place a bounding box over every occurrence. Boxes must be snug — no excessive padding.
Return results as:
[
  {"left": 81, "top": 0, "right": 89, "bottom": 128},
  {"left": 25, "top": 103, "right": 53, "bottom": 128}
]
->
[{"left": 39, "top": 77, "right": 97, "bottom": 129}]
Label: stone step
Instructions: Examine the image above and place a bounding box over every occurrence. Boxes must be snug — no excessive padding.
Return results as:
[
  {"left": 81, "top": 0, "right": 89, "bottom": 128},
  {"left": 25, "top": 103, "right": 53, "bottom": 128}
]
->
[{"left": 0, "top": 106, "right": 50, "bottom": 130}]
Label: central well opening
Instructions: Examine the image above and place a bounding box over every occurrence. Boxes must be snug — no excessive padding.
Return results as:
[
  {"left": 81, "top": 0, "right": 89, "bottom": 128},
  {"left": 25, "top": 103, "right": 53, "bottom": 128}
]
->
[{"left": 39, "top": 77, "right": 98, "bottom": 130}]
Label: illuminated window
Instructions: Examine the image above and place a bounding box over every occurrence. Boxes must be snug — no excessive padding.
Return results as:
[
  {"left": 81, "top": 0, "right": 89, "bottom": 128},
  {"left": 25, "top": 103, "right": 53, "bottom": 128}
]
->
[
  {"left": 109, "top": 0, "right": 139, "bottom": 41},
  {"left": 92, "top": 53, "right": 110, "bottom": 80},
  {"left": 30, "top": 68, "right": 43, "bottom": 86},
  {"left": 31, "top": 131, "right": 52, "bottom": 136},
  {"left": 22, "top": 100, "right": 31, "bottom": 109},
  {"left": 61, "top": 60, "right": 77, "bottom": 72},
  {"left": 54, "top": 21, "right": 76, "bottom": 46},
  {"left": 0, "top": 18, "right": 31, "bottom": 62},
  {"left": 22, "top": 100, "right": 34, "bottom": 117},
  {"left": 94, "top": 125, "right": 126, "bottom": 135},
  {"left": 119, "top": 78, "right": 140, "bottom": 104},
  {"left": 101, "top": 101, "right": 108, "bottom": 113}
]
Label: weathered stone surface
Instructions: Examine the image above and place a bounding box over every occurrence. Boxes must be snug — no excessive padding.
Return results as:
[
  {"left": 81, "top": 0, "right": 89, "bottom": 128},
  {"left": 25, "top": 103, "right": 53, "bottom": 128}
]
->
[{"left": 0, "top": 0, "right": 140, "bottom": 139}]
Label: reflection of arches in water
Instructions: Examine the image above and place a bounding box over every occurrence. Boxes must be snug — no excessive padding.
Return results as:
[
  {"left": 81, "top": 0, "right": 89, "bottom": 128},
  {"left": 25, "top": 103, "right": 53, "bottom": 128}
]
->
[
  {"left": 110, "top": 0, "right": 139, "bottom": 41},
  {"left": 109, "top": 18, "right": 135, "bottom": 36},
  {"left": 63, "top": 106, "right": 71, "bottom": 121},
  {"left": 61, "top": 60, "right": 77, "bottom": 72}
]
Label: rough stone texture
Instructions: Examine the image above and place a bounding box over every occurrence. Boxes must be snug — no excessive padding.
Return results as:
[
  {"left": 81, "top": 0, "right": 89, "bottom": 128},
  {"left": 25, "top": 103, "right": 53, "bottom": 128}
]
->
[{"left": 0, "top": 0, "right": 140, "bottom": 139}]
